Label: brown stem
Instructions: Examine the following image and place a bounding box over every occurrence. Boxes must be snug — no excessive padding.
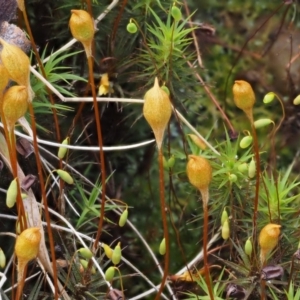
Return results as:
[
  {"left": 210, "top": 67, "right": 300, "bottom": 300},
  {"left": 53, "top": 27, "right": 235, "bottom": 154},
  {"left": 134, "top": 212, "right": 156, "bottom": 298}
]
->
[
  {"left": 250, "top": 119, "right": 261, "bottom": 269},
  {"left": 86, "top": 56, "right": 107, "bottom": 250},
  {"left": 201, "top": 188, "right": 214, "bottom": 300},
  {"left": 28, "top": 103, "right": 59, "bottom": 298},
  {"left": 154, "top": 149, "right": 170, "bottom": 300}
]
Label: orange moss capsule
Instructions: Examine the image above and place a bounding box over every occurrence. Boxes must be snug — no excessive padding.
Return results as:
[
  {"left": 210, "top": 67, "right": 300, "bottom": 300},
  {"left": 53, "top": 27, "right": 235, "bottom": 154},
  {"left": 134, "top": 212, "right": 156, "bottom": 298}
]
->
[
  {"left": 143, "top": 77, "right": 172, "bottom": 150},
  {"left": 259, "top": 223, "right": 281, "bottom": 265}
]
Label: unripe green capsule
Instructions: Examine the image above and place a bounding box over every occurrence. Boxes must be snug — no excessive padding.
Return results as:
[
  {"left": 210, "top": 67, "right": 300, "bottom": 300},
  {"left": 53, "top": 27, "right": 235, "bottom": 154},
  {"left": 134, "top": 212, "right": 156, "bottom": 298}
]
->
[
  {"left": 105, "top": 266, "right": 115, "bottom": 281},
  {"left": 58, "top": 137, "right": 69, "bottom": 159},
  {"left": 103, "top": 244, "right": 113, "bottom": 259},
  {"left": 293, "top": 95, "right": 300, "bottom": 105},
  {"left": 78, "top": 247, "right": 93, "bottom": 259},
  {"left": 159, "top": 237, "right": 166, "bottom": 255},
  {"left": 221, "top": 208, "right": 228, "bottom": 226},
  {"left": 263, "top": 92, "right": 275, "bottom": 104},
  {"left": 6, "top": 178, "right": 18, "bottom": 208},
  {"left": 171, "top": 5, "right": 182, "bottom": 21},
  {"left": 127, "top": 22, "right": 137, "bottom": 34},
  {"left": 163, "top": 156, "right": 169, "bottom": 169},
  {"left": 248, "top": 158, "right": 256, "bottom": 178},
  {"left": 245, "top": 238, "right": 253, "bottom": 256},
  {"left": 254, "top": 118, "right": 274, "bottom": 129},
  {"left": 239, "top": 135, "right": 253, "bottom": 149},
  {"left": 112, "top": 243, "right": 121, "bottom": 265},
  {"left": 222, "top": 219, "right": 230, "bottom": 240},
  {"left": 168, "top": 155, "right": 175, "bottom": 168},
  {"left": 57, "top": 169, "right": 74, "bottom": 184},
  {"left": 237, "top": 162, "right": 248, "bottom": 173},
  {"left": 229, "top": 173, "right": 237, "bottom": 182},
  {"left": 119, "top": 209, "right": 128, "bottom": 227},
  {"left": 0, "top": 248, "right": 6, "bottom": 268},
  {"left": 79, "top": 259, "right": 95, "bottom": 274},
  {"left": 161, "top": 85, "right": 170, "bottom": 96}
]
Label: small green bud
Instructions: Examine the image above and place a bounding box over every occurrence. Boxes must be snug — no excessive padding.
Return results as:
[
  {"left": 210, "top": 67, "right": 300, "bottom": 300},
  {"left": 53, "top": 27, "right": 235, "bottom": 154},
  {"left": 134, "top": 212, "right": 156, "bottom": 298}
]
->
[
  {"left": 245, "top": 238, "right": 253, "bottom": 256},
  {"left": 221, "top": 208, "right": 228, "bottom": 225},
  {"left": 56, "top": 169, "right": 74, "bottom": 184},
  {"left": 112, "top": 243, "right": 121, "bottom": 265},
  {"left": 239, "top": 135, "right": 253, "bottom": 149},
  {"left": 126, "top": 22, "right": 137, "bottom": 34},
  {"left": 248, "top": 158, "right": 256, "bottom": 178},
  {"left": 171, "top": 5, "right": 182, "bottom": 21},
  {"left": 222, "top": 219, "right": 230, "bottom": 240},
  {"left": 167, "top": 155, "right": 175, "bottom": 168},
  {"left": 263, "top": 92, "right": 275, "bottom": 104},
  {"left": 293, "top": 95, "right": 300, "bottom": 105},
  {"left": 0, "top": 248, "right": 6, "bottom": 268},
  {"left": 159, "top": 237, "right": 166, "bottom": 255},
  {"left": 103, "top": 244, "right": 113, "bottom": 259},
  {"left": 119, "top": 209, "right": 128, "bottom": 227},
  {"left": 254, "top": 118, "right": 274, "bottom": 129},
  {"left": 6, "top": 178, "right": 18, "bottom": 208},
  {"left": 161, "top": 85, "right": 170, "bottom": 96},
  {"left": 237, "top": 162, "right": 248, "bottom": 173},
  {"left": 79, "top": 259, "right": 95, "bottom": 274},
  {"left": 229, "top": 174, "right": 237, "bottom": 182},
  {"left": 78, "top": 247, "right": 93, "bottom": 259},
  {"left": 58, "top": 137, "right": 69, "bottom": 159},
  {"left": 105, "top": 266, "right": 115, "bottom": 281}
]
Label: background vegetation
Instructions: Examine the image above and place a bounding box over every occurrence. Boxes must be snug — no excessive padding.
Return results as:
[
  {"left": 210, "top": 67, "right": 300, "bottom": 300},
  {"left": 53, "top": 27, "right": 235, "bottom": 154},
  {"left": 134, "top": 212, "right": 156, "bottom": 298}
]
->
[{"left": 1, "top": 0, "right": 300, "bottom": 299}]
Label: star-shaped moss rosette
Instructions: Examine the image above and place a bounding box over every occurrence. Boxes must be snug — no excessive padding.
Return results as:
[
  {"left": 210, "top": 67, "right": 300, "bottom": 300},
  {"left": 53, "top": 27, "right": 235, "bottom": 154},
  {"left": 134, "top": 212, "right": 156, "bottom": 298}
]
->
[{"left": 0, "top": 0, "right": 30, "bottom": 53}]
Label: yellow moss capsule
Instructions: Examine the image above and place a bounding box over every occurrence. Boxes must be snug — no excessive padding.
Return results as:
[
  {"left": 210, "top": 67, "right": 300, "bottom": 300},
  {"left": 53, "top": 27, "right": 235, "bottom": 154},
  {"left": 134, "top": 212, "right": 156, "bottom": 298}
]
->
[
  {"left": 105, "top": 266, "right": 115, "bottom": 281},
  {"left": 2, "top": 86, "right": 28, "bottom": 129},
  {"left": 56, "top": 169, "right": 74, "bottom": 185},
  {"left": 0, "top": 248, "right": 6, "bottom": 268},
  {"left": 103, "top": 244, "right": 113, "bottom": 259},
  {"left": 259, "top": 224, "right": 281, "bottom": 264},
  {"left": 119, "top": 209, "right": 128, "bottom": 227},
  {"left": 69, "top": 10, "right": 94, "bottom": 57},
  {"left": 57, "top": 137, "right": 69, "bottom": 159},
  {"left": 159, "top": 237, "right": 166, "bottom": 255},
  {"left": 112, "top": 242, "right": 121, "bottom": 265},
  {"left": 6, "top": 178, "right": 18, "bottom": 208},
  {"left": 0, "top": 38, "right": 33, "bottom": 101},
  {"left": 78, "top": 248, "right": 93, "bottom": 260},
  {"left": 15, "top": 227, "right": 41, "bottom": 262},
  {"left": 188, "top": 134, "right": 207, "bottom": 150},
  {"left": 143, "top": 77, "right": 172, "bottom": 149},
  {"left": 232, "top": 80, "right": 255, "bottom": 121},
  {"left": 0, "top": 63, "right": 9, "bottom": 94},
  {"left": 222, "top": 219, "right": 230, "bottom": 240},
  {"left": 248, "top": 158, "right": 256, "bottom": 179},
  {"left": 245, "top": 238, "right": 253, "bottom": 256},
  {"left": 186, "top": 155, "right": 212, "bottom": 191},
  {"left": 239, "top": 135, "right": 253, "bottom": 149}
]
